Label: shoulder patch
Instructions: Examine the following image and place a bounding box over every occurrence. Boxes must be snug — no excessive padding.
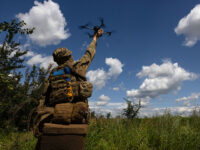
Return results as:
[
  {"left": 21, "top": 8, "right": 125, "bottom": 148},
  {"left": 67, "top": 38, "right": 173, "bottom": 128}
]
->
[
  {"left": 53, "top": 70, "right": 65, "bottom": 76},
  {"left": 64, "top": 67, "right": 71, "bottom": 74}
]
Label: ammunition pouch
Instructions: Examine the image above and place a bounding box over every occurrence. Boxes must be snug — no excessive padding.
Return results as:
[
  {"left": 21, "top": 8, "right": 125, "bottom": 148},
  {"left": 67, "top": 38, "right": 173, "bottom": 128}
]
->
[
  {"left": 72, "top": 81, "right": 93, "bottom": 98},
  {"left": 71, "top": 102, "right": 89, "bottom": 124},
  {"left": 52, "top": 103, "right": 73, "bottom": 124}
]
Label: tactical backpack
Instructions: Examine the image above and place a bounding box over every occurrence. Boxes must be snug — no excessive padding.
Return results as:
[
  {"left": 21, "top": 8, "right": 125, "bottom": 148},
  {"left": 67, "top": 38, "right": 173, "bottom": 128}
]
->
[{"left": 48, "top": 65, "right": 93, "bottom": 106}]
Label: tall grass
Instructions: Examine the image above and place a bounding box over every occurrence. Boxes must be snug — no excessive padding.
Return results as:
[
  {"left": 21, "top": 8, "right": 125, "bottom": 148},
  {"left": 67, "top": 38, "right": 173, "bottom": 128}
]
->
[
  {"left": 0, "top": 129, "right": 37, "bottom": 150},
  {"left": 86, "top": 113, "right": 200, "bottom": 150},
  {"left": 1, "top": 112, "right": 200, "bottom": 150}
]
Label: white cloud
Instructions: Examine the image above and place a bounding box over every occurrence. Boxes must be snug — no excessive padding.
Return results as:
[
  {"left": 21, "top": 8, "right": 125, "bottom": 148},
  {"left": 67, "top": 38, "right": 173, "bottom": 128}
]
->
[
  {"left": 175, "top": 4, "right": 200, "bottom": 47},
  {"left": 16, "top": 0, "right": 70, "bottom": 47},
  {"left": 176, "top": 93, "right": 200, "bottom": 106},
  {"left": 89, "top": 101, "right": 126, "bottom": 117},
  {"left": 113, "top": 87, "right": 120, "bottom": 91},
  {"left": 152, "top": 106, "right": 199, "bottom": 116},
  {"left": 106, "top": 58, "right": 123, "bottom": 78},
  {"left": 137, "top": 106, "right": 199, "bottom": 117},
  {"left": 127, "top": 61, "right": 198, "bottom": 105},
  {"left": 126, "top": 97, "right": 150, "bottom": 107},
  {"left": 176, "top": 93, "right": 200, "bottom": 102},
  {"left": 86, "top": 69, "right": 107, "bottom": 90},
  {"left": 27, "top": 53, "right": 56, "bottom": 69},
  {"left": 96, "top": 94, "right": 110, "bottom": 106},
  {"left": 96, "top": 101, "right": 108, "bottom": 106},
  {"left": 25, "top": 51, "right": 35, "bottom": 57},
  {"left": 89, "top": 101, "right": 200, "bottom": 118},
  {"left": 86, "top": 57, "right": 123, "bottom": 90},
  {"left": 98, "top": 94, "right": 110, "bottom": 101}
]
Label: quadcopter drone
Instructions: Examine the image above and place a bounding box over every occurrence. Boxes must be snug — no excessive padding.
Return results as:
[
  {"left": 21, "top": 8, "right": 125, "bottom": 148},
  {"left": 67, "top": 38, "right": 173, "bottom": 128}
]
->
[{"left": 79, "top": 18, "right": 113, "bottom": 38}]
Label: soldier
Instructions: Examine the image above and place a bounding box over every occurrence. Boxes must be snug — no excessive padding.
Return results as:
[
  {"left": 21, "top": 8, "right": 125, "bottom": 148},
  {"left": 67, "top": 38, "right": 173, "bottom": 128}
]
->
[{"left": 33, "top": 29, "right": 104, "bottom": 137}]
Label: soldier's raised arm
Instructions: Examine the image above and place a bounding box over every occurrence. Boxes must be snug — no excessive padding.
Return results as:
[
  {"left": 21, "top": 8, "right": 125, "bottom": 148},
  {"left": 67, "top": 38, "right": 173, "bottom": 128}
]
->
[{"left": 73, "top": 29, "right": 104, "bottom": 77}]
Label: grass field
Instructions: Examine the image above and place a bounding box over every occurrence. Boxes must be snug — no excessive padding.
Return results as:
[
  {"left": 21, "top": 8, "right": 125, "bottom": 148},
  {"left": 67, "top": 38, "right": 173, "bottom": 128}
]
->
[{"left": 1, "top": 112, "right": 200, "bottom": 150}]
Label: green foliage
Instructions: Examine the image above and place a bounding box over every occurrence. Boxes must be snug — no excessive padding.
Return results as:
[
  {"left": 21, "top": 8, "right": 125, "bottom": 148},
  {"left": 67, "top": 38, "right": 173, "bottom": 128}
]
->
[
  {"left": 11, "top": 66, "right": 51, "bottom": 130},
  {"left": 0, "top": 20, "right": 49, "bottom": 130},
  {"left": 0, "top": 20, "right": 34, "bottom": 74},
  {"left": 122, "top": 98, "right": 142, "bottom": 119},
  {"left": 0, "top": 19, "right": 34, "bottom": 129},
  {"left": 0, "top": 129, "right": 37, "bottom": 150},
  {"left": 106, "top": 112, "right": 111, "bottom": 119},
  {"left": 86, "top": 113, "right": 200, "bottom": 150},
  {"left": 90, "top": 111, "right": 96, "bottom": 119}
]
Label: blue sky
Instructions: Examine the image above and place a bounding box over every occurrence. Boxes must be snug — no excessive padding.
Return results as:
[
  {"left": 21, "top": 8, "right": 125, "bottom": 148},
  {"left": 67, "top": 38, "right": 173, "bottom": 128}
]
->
[{"left": 2, "top": 0, "right": 200, "bottom": 116}]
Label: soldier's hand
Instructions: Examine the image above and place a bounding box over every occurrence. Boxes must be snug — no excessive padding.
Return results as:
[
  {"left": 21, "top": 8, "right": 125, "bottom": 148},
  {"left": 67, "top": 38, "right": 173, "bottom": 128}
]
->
[
  {"left": 96, "top": 28, "right": 104, "bottom": 38},
  {"left": 93, "top": 29, "right": 103, "bottom": 41}
]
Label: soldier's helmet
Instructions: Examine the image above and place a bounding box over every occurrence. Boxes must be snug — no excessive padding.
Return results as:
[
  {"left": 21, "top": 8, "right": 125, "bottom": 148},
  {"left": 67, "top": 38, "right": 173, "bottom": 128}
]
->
[{"left": 53, "top": 48, "right": 72, "bottom": 64}]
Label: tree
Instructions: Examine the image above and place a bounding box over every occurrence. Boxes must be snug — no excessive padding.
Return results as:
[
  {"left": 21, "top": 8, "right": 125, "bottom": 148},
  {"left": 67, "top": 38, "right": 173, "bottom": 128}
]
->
[
  {"left": 106, "top": 112, "right": 111, "bottom": 119},
  {"left": 13, "top": 65, "right": 52, "bottom": 130},
  {"left": 90, "top": 111, "right": 96, "bottom": 119},
  {"left": 122, "top": 98, "right": 142, "bottom": 119},
  {"left": 0, "top": 20, "right": 34, "bottom": 73},
  {"left": 0, "top": 19, "right": 35, "bottom": 128},
  {"left": 0, "top": 19, "right": 34, "bottom": 100}
]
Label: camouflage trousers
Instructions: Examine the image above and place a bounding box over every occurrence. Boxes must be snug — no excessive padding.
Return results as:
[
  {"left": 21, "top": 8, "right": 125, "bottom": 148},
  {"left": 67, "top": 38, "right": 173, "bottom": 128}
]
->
[{"left": 33, "top": 101, "right": 90, "bottom": 137}]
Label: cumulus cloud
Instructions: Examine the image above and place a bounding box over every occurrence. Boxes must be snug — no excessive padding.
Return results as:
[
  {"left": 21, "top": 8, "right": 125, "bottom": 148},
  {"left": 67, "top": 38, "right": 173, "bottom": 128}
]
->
[
  {"left": 126, "top": 61, "right": 198, "bottom": 105},
  {"left": 134, "top": 105, "right": 200, "bottom": 117},
  {"left": 175, "top": 4, "right": 200, "bottom": 47},
  {"left": 16, "top": 0, "right": 70, "bottom": 47},
  {"left": 86, "top": 69, "right": 107, "bottom": 90},
  {"left": 106, "top": 58, "right": 123, "bottom": 78},
  {"left": 113, "top": 87, "right": 120, "bottom": 91},
  {"left": 89, "top": 100, "right": 199, "bottom": 117},
  {"left": 86, "top": 57, "right": 123, "bottom": 90},
  {"left": 25, "top": 51, "right": 35, "bottom": 57},
  {"left": 89, "top": 101, "right": 126, "bottom": 117},
  {"left": 26, "top": 52, "right": 56, "bottom": 69},
  {"left": 176, "top": 93, "right": 200, "bottom": 106},
  {"left": 151, "top": 106, "right": 199, "bottom": 117},
  {"left": 98, "top": 94, "right": 110, "bottom": 101},
  {"left": 96, "top": 94, "right": 110, "bottom": 106}
]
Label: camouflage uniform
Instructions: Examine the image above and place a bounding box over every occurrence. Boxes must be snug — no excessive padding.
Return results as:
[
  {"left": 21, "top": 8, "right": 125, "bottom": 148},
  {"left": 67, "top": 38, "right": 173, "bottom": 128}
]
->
[{"left": 33, "top": 40, "right": 96, "bottom": 137}]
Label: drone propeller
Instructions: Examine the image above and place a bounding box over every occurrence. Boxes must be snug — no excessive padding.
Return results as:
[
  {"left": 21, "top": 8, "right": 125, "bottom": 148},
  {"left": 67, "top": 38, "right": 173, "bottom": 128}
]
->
[
  {"left": 104, "top": 30, "right": 116, "bottom": 36},
  {"left": 104, "top": 31, "right": 112, "bottom": 36},
  {"left": 98, "top": 17, "right": 105, "bottom": 28},
  {"left": 79, "top": 23, "right": 93, "bottom": 30}
]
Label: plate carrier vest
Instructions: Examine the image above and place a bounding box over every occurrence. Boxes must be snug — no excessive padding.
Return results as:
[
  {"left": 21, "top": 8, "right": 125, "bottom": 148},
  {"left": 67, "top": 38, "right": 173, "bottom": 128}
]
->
[{"left": 49, "top": 66, "right": 74, "bottom": 106}]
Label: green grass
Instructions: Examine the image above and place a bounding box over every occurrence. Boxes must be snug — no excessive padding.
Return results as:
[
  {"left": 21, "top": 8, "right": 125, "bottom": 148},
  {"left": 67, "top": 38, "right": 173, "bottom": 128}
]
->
[
  {"left": 86, "top": 113, "right": 200, "bottom": 150},
  {"left": 0, "top": 129, "right": 37, "bottom": 150},
  {"left": 1, "top": 113, "right": 200, "bottom": 150}
]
